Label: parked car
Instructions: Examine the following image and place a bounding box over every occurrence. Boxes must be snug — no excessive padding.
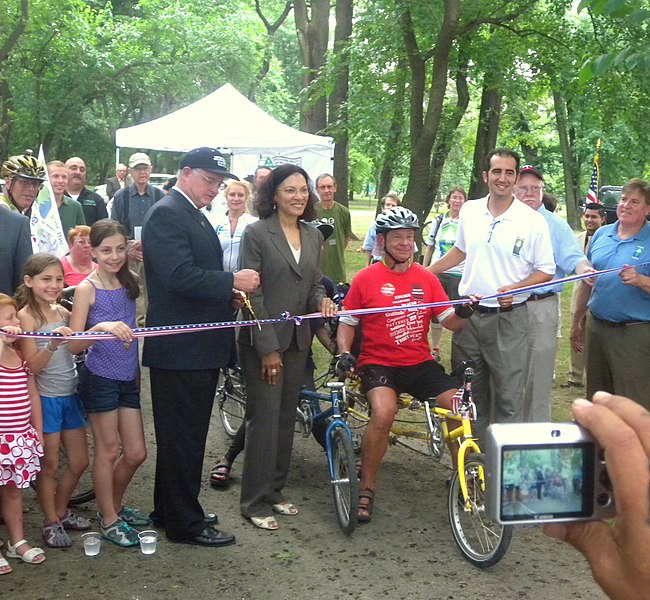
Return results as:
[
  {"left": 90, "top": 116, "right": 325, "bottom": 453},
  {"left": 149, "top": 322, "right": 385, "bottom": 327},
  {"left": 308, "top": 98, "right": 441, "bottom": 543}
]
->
[
  {"left": 599, "top": 185, "right": 622, "bottom": 224},
  {"left": 149, "top": 173, "right": 175, "bottom": 189}
]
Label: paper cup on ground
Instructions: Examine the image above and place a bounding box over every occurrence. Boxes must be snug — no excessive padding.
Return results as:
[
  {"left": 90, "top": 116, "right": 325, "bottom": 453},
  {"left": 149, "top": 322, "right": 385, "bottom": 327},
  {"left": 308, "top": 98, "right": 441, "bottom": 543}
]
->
[
  {"left": 138, "top": 530, "right": 158, "bottom": 555},
  {"left": 82, "top": 532, "right": 102, "bottom": 556}
]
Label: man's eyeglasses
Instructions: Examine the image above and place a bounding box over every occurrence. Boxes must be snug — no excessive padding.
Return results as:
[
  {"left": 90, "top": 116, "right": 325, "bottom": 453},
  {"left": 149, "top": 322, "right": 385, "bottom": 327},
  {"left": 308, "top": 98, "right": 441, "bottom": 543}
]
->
[
  {"left": 199, "top": 173, "right": 225, "bottom": 190},
  {"left": 16, "top": 178, "right": 43, "bottom": 190}
]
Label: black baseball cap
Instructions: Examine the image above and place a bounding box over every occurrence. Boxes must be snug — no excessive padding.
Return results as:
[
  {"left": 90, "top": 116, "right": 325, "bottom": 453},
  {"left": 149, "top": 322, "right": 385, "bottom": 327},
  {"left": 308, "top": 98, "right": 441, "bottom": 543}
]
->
[
  {"left": 180, "top": 147, "right": 239, "bottom": 180},
  {"left": 518, "top": 165, "right": 543, "bottom": 180}
]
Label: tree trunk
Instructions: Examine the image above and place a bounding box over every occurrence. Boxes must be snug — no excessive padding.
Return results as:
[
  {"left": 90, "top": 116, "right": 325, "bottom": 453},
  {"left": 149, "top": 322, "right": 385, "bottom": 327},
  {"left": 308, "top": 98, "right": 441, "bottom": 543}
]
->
[
  {"left": 468, "top": 78, "right": 501, "bottom": 199},
  {"left": 377, "top": 60, "right": 408, "bottom": 201},
  {"left": 400, "top": 0, "right": 460, "bottom": 222},
  {"left": 249, "top": 1, "right": 292, "bottom": 102},
  {"left": 553, "top": 90, "right": 581, "bottom": 228},
  {"left": 426, "top": 52, "right": 470, "bottom": 218},
  {"left": 329, "top": 0, "right": 353, "bottom": 206},
  {"left": 294, "top": 0, "right": 330, "bottom": 134},
  {"left": 0, "top": 0, "right": 29, "bottom": 157}
]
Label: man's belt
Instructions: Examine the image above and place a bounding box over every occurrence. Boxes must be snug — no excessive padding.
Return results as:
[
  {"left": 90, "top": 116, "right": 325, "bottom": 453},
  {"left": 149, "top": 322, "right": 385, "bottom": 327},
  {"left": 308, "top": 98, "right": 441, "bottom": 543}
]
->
[
  {"left": 590, "top": 312, "right": 650, "bottom": 328},
  {"left": 528, "top": 292, "right": 556, "bottom": 302},
  {"left": 475, "top": 302, "right": 527, "bottom": 314}
]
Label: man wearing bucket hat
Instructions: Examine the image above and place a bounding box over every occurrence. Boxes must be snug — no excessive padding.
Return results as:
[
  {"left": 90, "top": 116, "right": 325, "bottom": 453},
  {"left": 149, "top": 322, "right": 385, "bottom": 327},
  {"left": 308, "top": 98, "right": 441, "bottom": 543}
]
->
[{"left": 142, "top": 147, "right": 259, "bottom": 547}]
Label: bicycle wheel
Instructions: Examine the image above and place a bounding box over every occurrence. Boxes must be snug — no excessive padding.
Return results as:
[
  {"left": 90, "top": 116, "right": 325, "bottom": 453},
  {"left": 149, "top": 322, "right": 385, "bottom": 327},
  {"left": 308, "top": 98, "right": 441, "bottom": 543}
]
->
[
  {"left": 330, "top": 427, "right": 359, "bottom": 535},
  {"left": 217, "top": 367, "right": 246, "bottom": 438},
  {"left": 447, "top": 453, "right": 513, "bottom": 568}
]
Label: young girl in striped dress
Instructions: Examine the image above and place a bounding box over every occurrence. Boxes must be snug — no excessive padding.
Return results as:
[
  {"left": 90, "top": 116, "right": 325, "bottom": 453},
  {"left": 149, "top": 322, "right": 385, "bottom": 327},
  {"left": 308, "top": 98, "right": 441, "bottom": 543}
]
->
[{"left": 0, "top": 293, "right": 46, "bottom": 573}]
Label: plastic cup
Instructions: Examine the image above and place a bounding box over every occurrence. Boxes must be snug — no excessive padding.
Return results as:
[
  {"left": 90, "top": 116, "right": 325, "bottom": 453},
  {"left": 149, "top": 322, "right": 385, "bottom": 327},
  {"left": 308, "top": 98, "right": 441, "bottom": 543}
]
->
[
  {"left": 82, "top": 532, "right": 102, "bottom": 556},
  {"left": 133, "top": 226, "right": 142, "bottom": 241},
  {"left": 138, "top": 530, "right": 158, "bottom": 555}
]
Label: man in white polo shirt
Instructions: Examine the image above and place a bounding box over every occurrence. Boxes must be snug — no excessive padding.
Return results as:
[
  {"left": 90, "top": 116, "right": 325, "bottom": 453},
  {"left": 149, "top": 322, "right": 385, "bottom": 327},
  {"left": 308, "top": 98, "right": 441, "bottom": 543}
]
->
[{"left": 428, "top": 148, "right": 555, "bottom": 439}]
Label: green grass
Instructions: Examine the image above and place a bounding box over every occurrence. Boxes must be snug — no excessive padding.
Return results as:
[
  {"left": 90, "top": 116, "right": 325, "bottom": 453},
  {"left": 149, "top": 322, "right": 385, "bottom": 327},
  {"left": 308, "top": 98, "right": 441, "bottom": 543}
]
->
[{"left": 312, "top": 202, "right": 584, "bottom": 423}]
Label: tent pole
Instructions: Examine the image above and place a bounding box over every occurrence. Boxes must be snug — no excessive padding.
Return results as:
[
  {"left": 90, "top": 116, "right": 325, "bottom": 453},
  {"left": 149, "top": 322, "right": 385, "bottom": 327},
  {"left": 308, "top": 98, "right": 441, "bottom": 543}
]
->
[{"left": 116, "top": 147, "right": 120, "bottom": 167}]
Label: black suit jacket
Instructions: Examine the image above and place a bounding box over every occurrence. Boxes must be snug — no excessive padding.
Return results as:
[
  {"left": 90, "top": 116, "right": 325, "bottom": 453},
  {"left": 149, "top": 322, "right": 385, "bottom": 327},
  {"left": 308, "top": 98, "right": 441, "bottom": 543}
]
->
[
  {"left": 0, "top": 208, "right": 32, "bottom": 295},
  {"left": 105, "top": 174, "right": 133, "bottom": 200},
  {"left": 75, "top": 188, "right": 108, "bottom": 226},
  {"left": 141, "top": 189, "right": 235, "bottom": 371}
]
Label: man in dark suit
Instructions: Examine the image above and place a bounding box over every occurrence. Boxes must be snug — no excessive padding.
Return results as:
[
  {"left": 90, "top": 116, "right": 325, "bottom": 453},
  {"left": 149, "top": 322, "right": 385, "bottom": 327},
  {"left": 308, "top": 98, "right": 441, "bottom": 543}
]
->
[
  {"left": 105, "top": 163, "right": 130, "bottom": 200},
  {"left": 142, "top": 147, "right": 259, "bottom": 547},
  {"left": 0, "top": 208, "right": 32, "bottom": 295}
]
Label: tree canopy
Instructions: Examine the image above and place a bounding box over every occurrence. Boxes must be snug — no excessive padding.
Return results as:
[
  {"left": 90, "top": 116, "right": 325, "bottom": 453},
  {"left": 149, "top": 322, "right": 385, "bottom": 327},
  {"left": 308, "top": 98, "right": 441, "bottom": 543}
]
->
[{"left": 1, "top": 0, "right": 648, "bottom": 212}]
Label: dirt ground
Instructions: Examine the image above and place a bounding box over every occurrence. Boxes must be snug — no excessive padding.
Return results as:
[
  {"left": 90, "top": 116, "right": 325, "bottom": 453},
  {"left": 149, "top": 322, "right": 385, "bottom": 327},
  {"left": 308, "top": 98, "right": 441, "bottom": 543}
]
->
[{"left": 2, "top": 368, "right": 606, "bottom": 600}]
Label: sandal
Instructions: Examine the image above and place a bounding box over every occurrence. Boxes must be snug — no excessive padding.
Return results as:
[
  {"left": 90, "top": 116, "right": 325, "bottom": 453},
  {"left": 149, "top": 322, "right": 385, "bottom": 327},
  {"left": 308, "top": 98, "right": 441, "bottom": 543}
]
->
[
  {"left": 6, "top": 539, "right": 46, "bottom": 564},
  {"left": 249, "top": 516, "right": 279, "bottom": 531},
  {"left": 358, "top": 488, "right": 374, "bottom": 523},
  {"left": 272, "top": 502, "right": 298, "bottom": 516},
  {"left": 210, "top": 461, "right": 232, "bottom": 487},
  {"left": 42, "top": 522, "right": 72, "bottom": 548},
  {"left": 0, "top": 555, "right": 12, "bottom": 575}
]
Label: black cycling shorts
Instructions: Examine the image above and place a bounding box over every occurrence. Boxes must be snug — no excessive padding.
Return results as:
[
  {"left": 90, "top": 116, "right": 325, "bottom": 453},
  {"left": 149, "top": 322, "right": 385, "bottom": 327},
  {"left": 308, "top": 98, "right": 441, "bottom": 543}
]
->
[{"left": 358, "top": 360, "right": 456, "bottom": 400}]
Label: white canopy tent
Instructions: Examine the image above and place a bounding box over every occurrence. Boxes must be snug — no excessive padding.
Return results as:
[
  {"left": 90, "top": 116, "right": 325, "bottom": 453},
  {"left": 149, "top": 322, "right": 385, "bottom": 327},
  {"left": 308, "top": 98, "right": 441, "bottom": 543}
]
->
[{"left": 115, "top": 83, "right": 334, "bottom": 179}]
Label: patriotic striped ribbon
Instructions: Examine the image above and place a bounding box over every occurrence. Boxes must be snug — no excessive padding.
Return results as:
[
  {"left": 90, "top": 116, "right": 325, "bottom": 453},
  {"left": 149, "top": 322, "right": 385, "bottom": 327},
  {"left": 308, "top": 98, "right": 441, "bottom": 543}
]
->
[{"left": 2, "top": 262, "right": 648, "bottom": 341}]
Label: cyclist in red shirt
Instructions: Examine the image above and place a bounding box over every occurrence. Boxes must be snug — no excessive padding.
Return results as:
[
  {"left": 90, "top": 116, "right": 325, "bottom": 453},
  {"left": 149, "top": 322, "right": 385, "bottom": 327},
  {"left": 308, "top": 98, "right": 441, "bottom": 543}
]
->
[{"left": 336, "top": 207, "right": 472, "bottom": 523}]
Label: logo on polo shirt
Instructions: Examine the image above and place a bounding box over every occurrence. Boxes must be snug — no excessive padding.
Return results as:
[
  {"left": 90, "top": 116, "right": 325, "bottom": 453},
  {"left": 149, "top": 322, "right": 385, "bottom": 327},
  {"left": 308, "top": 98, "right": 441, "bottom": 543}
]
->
[
  {"left": 632, "top": 245, "right": 644, "bottom": 260},
  {"left": 512, "top": 237, "right": 524, "bottom": 257},
  {"left": 380, "top": 282, "right": 395, "bottom": 297}
]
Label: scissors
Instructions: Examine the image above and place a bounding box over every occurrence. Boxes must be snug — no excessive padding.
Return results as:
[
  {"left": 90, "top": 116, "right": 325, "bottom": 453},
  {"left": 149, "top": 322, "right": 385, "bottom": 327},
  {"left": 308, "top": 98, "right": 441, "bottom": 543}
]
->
[{"left": 239, "top": 291, "right": 261, "bottom": 331}]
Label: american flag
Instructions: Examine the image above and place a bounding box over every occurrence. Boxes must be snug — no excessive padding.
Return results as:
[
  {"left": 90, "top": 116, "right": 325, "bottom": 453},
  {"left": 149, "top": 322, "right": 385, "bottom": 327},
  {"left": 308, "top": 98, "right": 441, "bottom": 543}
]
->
[{"left": 586, "top": 141, "right": 600, "bottom": 204}]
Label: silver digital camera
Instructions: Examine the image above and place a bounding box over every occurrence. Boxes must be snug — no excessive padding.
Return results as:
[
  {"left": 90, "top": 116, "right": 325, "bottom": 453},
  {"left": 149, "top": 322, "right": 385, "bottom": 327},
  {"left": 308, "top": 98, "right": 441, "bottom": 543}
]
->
[{"left": 485, "top": 422, "right": 616, "bottom": 525}]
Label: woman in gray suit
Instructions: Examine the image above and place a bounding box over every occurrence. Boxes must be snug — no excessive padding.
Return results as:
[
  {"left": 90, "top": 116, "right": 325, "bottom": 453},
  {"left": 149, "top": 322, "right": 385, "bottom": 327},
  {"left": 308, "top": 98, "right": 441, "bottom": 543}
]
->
[{"left": 238, "top": 164, "right": 337, "bottom": 530}]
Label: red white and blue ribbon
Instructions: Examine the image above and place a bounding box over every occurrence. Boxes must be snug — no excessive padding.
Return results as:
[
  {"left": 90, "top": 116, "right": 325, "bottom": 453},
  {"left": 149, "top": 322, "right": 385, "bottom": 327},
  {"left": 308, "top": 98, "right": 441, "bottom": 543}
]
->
[{"left": 2, "top": 262, "right": 648, "bottom": 341}]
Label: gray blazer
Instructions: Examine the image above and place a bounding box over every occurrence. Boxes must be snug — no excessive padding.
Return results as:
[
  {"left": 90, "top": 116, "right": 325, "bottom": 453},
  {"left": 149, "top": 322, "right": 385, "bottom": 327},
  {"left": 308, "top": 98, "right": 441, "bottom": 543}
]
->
[{"left": 238, "top": 213, "right": 326, "bottom": 357}]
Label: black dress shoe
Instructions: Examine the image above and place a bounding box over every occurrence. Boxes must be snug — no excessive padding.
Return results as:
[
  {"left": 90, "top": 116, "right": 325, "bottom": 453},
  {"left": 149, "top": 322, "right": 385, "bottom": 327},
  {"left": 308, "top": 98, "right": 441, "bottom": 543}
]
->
[
  {"left": 181, "top": 526, "right": 235, "bottom": 547},
  {"left": 151, "top": 513, "right": 219, "bottom": 528}
]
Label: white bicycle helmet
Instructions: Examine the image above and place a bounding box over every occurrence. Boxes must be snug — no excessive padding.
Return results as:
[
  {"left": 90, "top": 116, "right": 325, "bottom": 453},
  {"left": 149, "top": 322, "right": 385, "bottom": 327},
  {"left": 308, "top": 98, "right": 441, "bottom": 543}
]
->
[{"left": 375, "top": 206, "right": 419, "bottom": 234}]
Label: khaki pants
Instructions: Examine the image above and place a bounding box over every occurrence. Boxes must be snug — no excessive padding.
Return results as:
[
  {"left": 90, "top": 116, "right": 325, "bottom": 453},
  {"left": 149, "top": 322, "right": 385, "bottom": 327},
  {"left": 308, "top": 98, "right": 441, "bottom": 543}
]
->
[
  {"left": 585, "top": 315, "right": 650, "bottom": 410},
  {"left": 451, "top": 305, "right": 529, "bottom": 441}
]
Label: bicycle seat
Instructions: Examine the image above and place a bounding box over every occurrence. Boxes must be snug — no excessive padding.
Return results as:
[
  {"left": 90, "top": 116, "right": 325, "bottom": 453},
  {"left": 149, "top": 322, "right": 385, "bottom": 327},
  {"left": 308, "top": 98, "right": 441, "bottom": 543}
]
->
[{"left": 450, "top": 360, "right": 476, "bottom": 379}]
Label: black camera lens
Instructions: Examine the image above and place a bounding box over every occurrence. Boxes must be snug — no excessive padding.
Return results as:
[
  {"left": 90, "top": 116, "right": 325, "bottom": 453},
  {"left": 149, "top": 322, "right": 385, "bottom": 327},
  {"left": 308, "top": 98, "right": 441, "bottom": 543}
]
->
[{"left": 551, "top": 429, "right": 561, "bottom": 438}]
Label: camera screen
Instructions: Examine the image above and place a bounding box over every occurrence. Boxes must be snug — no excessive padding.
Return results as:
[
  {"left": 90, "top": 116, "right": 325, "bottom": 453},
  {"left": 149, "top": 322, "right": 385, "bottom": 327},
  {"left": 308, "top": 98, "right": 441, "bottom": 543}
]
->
[{"left": 499, "top": 443, "right": 595, "bottom": 522}]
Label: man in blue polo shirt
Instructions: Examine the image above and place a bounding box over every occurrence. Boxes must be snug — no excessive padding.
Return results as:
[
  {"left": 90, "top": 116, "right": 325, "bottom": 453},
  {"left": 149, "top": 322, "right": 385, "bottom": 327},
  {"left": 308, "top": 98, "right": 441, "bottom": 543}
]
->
[
  {"left": 571, "top": 178, "right": 650, "bottom": 410},
  {"left": 514, "top": 165, "right": 591, "bottom": 421}
]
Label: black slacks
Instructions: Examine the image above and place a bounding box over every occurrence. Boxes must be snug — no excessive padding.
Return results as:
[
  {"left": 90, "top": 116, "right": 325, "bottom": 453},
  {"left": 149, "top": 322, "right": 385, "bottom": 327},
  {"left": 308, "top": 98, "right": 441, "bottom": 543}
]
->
[{"left": 149, "top": 367, "right": 219, "bottom": 541}]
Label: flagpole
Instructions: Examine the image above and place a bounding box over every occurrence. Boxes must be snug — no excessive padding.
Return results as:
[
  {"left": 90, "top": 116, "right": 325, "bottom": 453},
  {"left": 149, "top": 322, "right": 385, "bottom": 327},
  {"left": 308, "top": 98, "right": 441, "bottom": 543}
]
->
[{"left": 595, "top": 137, "right": 601, "bottom": 191}]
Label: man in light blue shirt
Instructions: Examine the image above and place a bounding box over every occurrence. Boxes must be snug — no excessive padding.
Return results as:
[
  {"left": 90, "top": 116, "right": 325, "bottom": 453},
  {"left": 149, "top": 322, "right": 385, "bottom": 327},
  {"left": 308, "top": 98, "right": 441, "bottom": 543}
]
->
[
  {"left": 514, "top": 165, "right": 591, "bottom": 421},
  {"left": 571, "top": 178, "right": 650, "bottom": 409}
]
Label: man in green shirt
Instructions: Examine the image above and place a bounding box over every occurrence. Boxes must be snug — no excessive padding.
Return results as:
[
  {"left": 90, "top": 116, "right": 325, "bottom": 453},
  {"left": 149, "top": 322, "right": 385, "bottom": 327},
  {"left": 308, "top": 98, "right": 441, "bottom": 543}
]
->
[
  {"left": 315, "top": 174, "right": 352, "bottom": 283},
  {"left": 48, "top": 160, "right": 86, "bottom": 237}
]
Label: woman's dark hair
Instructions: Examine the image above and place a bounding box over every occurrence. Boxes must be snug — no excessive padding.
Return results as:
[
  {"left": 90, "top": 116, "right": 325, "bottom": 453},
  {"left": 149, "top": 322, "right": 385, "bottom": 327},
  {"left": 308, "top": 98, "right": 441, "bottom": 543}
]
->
[
  {"left": 15, "top": 253, "right": 65, "bottom": 327},
  {"left": 89, "top": 219, "right": 139, "bottom": 300},
  {"left": 254, "top": 164, "right": 318, "bottom": 221}
]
